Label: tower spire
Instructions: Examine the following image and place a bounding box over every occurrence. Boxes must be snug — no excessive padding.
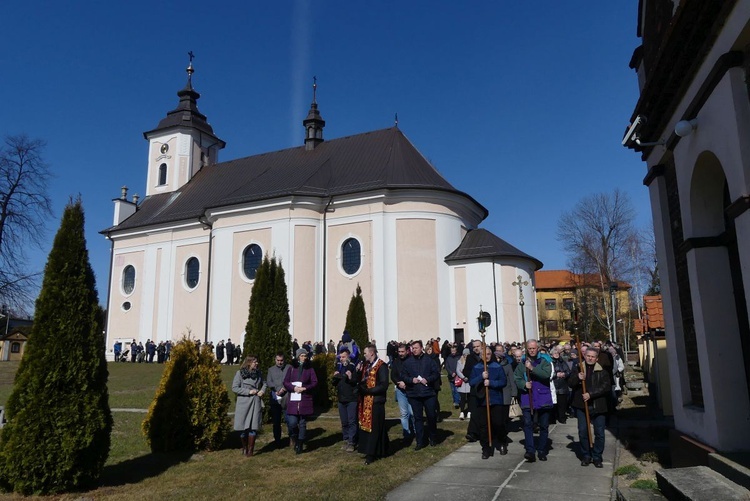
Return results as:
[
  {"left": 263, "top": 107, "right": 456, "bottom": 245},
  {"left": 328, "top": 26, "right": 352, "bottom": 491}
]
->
[
  {"left": 303, "top": 76, "right": 325, "bottom": 150},
  {"left": 187, "top": 50, "right": 195, "bottom": 88}
]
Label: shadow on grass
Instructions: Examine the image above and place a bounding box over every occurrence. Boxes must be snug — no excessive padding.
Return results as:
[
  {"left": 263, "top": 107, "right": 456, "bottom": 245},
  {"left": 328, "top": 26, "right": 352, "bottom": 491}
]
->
[{"left": 99, "top": 451, "right": 193, "bottom": 487}]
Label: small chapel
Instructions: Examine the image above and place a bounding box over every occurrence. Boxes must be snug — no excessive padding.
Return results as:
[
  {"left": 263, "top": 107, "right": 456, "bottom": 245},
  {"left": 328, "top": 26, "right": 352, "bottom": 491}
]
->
[{"left": 102, "top": 61, "right": 543, "bottom": 357}]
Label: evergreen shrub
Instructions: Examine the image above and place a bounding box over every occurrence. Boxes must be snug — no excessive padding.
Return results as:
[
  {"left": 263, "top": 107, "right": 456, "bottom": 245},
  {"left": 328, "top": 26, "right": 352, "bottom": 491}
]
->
[
  {"left": 142, "top": 339, "right": 230, "bottom": 452},
  {"left": 345, "top": 284, "right": 369, "bottom": 351},
  {"left": 0, "top": 199, "right": 112, "bottom": 495},
  {"left": 311, "top": 352, "right": 337, "bottom": 408}
]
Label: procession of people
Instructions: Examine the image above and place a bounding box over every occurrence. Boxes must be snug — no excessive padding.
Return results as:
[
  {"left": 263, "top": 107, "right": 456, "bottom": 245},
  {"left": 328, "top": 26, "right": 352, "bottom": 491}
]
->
[{"left": 225, "top": 330, "right": 624, "bottom": 469}]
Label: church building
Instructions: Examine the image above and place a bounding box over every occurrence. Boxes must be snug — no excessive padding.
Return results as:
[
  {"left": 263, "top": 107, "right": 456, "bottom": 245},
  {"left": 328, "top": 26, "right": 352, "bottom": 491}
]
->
[{"left": 102, "top": 63, "right": 542, "bottom": 357}]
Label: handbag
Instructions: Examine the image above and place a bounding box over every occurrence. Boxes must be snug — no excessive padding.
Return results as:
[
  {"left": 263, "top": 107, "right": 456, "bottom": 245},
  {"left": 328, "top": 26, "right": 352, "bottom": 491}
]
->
[
  {"left": 454, "top": 376, "right": 463, "bottom": 387},
  {"left": 509, "top": 397, "right": 522, "bottom": 419}
]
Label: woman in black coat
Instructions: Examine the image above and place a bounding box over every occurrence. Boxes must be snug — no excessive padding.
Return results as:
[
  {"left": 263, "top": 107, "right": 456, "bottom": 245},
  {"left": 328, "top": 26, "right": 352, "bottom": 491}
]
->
[{"left": 551, "top": 345, "right": 572, "bottom": 424}]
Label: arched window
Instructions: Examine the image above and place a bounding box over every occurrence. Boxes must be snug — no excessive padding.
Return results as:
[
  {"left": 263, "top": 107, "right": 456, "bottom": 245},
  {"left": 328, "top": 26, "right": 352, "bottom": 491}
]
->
[
  {"left": 158, "top": 163, "right": 167, "bottom": 185},
  {"left": 341, "top": 238, "right": 361, "bottom": 275},
  {"left": 243, "top": 244, "right": 262, "bottom": 280},
  {"left": 11, "top": 342, "right": 20, "bottom": 353},
  {"left": 185, "top": 257, "right": 200, "bottom": 289},
  {"left": 122, "top": 265, "right": 136, "bottom": 294}
]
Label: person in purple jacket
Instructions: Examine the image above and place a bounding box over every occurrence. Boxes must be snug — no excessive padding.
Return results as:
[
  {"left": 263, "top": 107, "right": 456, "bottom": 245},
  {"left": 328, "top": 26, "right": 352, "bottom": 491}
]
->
[
  {"left": 283, "top": 348, "right": 318, "bottom": 454},
  {"left": 514, "top": 339, "right": 553, "bottom": 462}
]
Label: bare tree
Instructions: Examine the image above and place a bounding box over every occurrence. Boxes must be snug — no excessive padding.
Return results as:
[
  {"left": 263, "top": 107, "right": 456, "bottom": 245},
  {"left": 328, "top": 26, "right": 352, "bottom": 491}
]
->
[
  {"left": 557, "top": 189, "right": 638, "bottom": 341},
  {"left": 0, "top": 134, "right": 53, "bottom": 311}
]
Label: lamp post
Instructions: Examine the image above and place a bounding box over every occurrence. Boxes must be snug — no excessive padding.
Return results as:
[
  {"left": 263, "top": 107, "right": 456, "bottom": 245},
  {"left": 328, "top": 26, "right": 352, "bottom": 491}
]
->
[
  {"left": 477, "top": 306, "right": 492, "bottom": 447},
  {"left": 609, "top": 282, "right": 618, "bottom": 344}
]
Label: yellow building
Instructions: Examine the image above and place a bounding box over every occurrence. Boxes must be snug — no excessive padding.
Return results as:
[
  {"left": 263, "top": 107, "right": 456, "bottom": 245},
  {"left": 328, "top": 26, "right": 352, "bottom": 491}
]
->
[{"left": 534, "top": 270, "right": 630, "bottom": 343}]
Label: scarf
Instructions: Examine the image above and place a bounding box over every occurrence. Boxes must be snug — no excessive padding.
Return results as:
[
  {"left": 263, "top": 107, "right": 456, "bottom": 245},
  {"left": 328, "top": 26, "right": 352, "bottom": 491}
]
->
[
  {"left": 358, "top": 358, "right": 384, "bottom": 432},
  {"left": 240, "top": 367, "right": 260, "bottom": 380}
]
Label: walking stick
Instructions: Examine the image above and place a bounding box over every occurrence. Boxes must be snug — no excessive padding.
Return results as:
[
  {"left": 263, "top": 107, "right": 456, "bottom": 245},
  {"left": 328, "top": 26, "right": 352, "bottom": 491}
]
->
[
  {"left": 576, "top": 336, "right": 594, "bottom": 448},
  {"left": 480, "top": 332, "right": 492, "bottom": 447}
]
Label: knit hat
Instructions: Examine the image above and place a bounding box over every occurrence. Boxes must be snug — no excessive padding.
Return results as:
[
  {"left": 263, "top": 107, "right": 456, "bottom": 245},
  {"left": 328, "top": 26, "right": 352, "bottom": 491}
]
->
[
  {"left": 341, "top": 330, "right": 352, "bottom": 343},
  {"left": 462, "top": 348, "right": 470, "bottom": 356},
  {"left": 296, "top": 348, "right": 308, "bottom": 358}
]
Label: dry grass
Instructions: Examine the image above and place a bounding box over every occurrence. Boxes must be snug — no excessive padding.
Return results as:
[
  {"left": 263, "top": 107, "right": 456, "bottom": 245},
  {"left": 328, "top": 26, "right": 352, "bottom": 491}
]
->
[{"left": 0, "top": 361, "right": 467, "bottom": 500}]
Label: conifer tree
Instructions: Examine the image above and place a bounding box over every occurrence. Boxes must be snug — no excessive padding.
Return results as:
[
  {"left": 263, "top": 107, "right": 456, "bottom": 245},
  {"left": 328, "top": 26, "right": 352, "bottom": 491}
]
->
[
  {"left": 142, "top": 338, "right": 230, "bottom": 452},
  {"left": 244, "top": 255, "right": 291, "bottom": 372},
  {"left": 345, "top": 284, "right": 369, "bottom": 350},
  {"left": 0, "top": 199, "right": 112, "bottom": 495}
]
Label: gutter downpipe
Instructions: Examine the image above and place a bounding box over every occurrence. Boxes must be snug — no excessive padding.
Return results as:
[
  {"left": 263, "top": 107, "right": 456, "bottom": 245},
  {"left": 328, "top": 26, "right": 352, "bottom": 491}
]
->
[
  {"left": 321, "top": 196, "right": 334, "bottom": 344},
  {"left": 200, "top": 215, "right": 214, "bottom": 343},
  {"left": 492, "top": 259, "right": 500, "bottom": 344}
]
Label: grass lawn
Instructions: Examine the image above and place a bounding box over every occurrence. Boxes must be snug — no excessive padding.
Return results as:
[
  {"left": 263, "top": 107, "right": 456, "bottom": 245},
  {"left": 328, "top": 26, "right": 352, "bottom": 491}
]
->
[{"left": 0, "top": 361, "right": 468, "bottom": 500}]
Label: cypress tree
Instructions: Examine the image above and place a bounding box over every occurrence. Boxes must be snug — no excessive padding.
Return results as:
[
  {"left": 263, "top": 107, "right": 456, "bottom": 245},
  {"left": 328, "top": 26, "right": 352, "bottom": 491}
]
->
[
  {"left": 0, "top": 199, "right": 112, "bottom": 495},
  {"left": 244, "top": 255, "right": 291, "bottom": 373},
  {"left": 345, "top": 284, "right": 369, "bottom": 350},
  {"left": 142, "top": 339, "right": 230, "bottom": 452}
]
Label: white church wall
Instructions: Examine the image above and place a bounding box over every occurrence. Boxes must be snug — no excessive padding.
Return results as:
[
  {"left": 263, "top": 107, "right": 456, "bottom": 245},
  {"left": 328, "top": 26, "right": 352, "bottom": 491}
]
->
[
  {"left": 396, "top": 218, "right": 439, "bottom": 342},
  {"left": 293, "top": 224, "right": 319, "bottom": 344},
  {"left": 170, "top": 240, "right": 209, "bottom": 340}
]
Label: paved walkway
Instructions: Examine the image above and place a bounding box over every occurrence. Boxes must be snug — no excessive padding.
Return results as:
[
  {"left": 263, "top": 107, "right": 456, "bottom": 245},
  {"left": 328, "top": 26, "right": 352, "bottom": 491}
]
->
[{"left": 387, "top": 420, "right": 617, "bottom": 500}]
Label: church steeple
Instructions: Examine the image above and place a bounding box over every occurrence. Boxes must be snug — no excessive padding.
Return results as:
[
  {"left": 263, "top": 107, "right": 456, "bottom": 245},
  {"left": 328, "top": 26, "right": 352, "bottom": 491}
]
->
[
  {"left": 142, "top": 52, "right": 225, "bottom": 196},
  {"left": 303, "top": 77, "right": 325, "bottom": 151}
]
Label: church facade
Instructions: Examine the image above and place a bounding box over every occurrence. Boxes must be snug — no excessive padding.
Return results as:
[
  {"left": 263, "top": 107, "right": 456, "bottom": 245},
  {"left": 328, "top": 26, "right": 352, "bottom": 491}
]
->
[{"left": 102, "top": 66, "right": 542, "bottom": 357}]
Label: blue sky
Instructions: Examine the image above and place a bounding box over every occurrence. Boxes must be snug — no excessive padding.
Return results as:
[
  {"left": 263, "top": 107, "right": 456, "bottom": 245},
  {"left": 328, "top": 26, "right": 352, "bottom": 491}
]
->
[{"left": 1, "top": 2, "right": 647, "bottom": 306}]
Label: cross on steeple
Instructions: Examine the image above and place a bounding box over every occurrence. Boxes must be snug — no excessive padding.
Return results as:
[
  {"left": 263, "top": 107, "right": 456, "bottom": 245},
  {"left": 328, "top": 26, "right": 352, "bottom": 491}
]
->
[
  {"left": 512, "top": 275, "right": 529, "bottom": 306},
  {"left": 313, "top": 76, "right": 317, "bottom": 104}
]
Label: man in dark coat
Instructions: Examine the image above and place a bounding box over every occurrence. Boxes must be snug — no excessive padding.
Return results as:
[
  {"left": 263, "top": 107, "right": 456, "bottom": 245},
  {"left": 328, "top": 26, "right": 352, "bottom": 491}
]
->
[
  {"left": 225, "top": 339, "right": 234, "bottom": 365},
  {"left": 400, "top": 340, "right": 440, "bottom": 450},
  {"left": 332, "top": 347, "right": 359, "bottom": 452},
  {"left": 266, "top": 351, "right": 291, "bottom": 448},
  {"left": 391, "top": 343, "right": 415, "bottom": 444},
  {"left": 216, "top": 340, "right": 225, "bottom": 363},
  {"left": 568, "top": 347, "right": 610, "bottom": 467}
]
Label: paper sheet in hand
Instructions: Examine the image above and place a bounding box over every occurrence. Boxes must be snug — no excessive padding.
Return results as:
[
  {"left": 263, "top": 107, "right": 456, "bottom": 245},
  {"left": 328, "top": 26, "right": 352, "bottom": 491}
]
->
[{"left": 290, "top": 381, "right": 302, "bottom": 401}]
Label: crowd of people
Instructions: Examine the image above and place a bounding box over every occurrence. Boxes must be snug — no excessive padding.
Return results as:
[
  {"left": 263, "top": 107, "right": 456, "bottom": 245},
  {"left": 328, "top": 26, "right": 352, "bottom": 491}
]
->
[{"left": 231, "top": 330, "right": 626, "bottom": 468}]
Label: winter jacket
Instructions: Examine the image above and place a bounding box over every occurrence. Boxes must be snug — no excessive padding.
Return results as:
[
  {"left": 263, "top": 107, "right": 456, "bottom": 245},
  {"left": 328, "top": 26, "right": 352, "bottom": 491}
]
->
[
  {"left": 499, "top": 357, "right": 517, "bottom": 404},
  {"left": 455, "top": 358, "right": 471, "bottom": 394},
  {"left": 332, "top": 360, "right": 359, "bottom": 403},
  {"left": 283, "top": 360, "right": 318, "bottom": 416},
  {"left": 400, "top": 353, "right": 438, "bottom": 398},
  {"left": 444, "top": 353, "right": 460, "bottom": 379},
  {"left": 232, "top": 370, "right": 267, "bottom": 431},
  {"left": 469, "top": 360, "right": 507, "bottom": 406},
  {"left": 514, "top": 354, "right": 553, "bottom": 410},
  {"left": 568, "top": 362, "right": 610, "bottom": 415},
  {"left": 551, "top": 356, "right": 572, "bottom": 394}
]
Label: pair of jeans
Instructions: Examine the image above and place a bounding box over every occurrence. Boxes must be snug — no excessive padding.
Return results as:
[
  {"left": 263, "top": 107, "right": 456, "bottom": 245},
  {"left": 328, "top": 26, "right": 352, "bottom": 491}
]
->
[
  {"left": 522, "top": 406, "right": 551, "bottom": 455},
  {"left": 269, "top": 397, "right": 286, "bottom": 442},
  {"left": 576, "top": 408, "right": 606, "bottom": 461},
  {"left": 338, "top": 401, "right": 358, "bottom": 445},
  {"left": 395, "top": 387, "right": 415, "bottom": 437},
  {"left": 449, "top": 381, "right": 460, "bottom": 406},
  {"left": 409, "top": 395, "right": 437, "bottom": 446},
  {"left": 286, "top": 413, "right": 307, "bottom": 441}
]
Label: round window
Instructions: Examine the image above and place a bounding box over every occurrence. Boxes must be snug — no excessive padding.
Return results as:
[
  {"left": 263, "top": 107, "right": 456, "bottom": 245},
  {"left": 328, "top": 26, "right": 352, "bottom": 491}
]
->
[
  {"left": 122, "top": 301, "right": 131, "bottom": 311},
  {"left": 122, "top": 265, "right": 135, "bottom": 294},
  {"left": 341, "top": 238, "right": 361, "bottom": 275},
  {"left": 185, "top": 257, "right": 200, "bottom": 289},
  {"left": 243, "top": 244, "right": 262, "bottom": 280}
]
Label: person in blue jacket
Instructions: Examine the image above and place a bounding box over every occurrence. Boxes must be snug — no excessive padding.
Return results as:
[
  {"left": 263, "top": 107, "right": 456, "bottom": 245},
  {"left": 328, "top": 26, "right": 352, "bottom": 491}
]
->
[{"left": 470, "top": 345, "right": 507, "bottom": 459}]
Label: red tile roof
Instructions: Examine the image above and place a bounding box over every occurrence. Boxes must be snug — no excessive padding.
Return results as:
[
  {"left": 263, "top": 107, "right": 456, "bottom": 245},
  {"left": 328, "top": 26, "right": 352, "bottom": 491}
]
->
[
  {"left": 643, "top": 295, "right": 665, "bottom": 330},
  {"left": 534, "top": 270, "right": 630, "bottom": 290}
]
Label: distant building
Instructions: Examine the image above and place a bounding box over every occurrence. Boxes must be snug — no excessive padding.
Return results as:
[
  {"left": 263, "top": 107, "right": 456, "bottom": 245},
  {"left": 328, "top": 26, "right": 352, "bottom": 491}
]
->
[
  {"left": 0, "top": 317, "right": 33, "bottom": 362},
  {"left": 102, "top": 64, "right": 543, "bottom": 356},
  {"left": 534, "top": 270, "right": 630, "bottom": 343},
  {"left": 624, "top": 1, "right": 750, "bottom": 460}
]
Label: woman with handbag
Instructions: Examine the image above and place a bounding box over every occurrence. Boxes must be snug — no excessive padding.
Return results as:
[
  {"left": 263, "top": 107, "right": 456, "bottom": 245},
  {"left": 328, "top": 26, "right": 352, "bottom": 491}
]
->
[{"left": 455, "top": 348, "right": 472, "bottom": 420}]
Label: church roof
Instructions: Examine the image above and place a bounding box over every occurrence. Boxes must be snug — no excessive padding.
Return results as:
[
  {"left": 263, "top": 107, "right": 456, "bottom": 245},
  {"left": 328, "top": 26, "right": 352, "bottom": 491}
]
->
[
  {"left": 444, "top": 228, "right": 542, "bottom": 270},
  {"left": 106, "top": 127, "right": 487, "bottom": 232}
]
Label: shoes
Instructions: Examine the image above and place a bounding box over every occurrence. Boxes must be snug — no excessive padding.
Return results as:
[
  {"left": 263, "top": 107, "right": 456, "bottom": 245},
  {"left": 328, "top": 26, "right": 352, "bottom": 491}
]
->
[
  {"left": 454, "top": 404, "right": 460, "bottom": 409},
  {"left": 465, "top": 434, "right": 477, "bottom": 442},
  {"left": 414, "top": 443, "right": 425, "bottom": 451},
  {"left": 341, "top": 443, "right": 348, "bottom": 451},
  {"left": 538, "top": 453, "right": 547, "bottom": 461},
  {"left": 481, "top": 449, "right": 493, "bottom": 459},
  {"left": 459, "top": 412, "right": 465, "bottom": 420},
  {"left": 499, "top": 444, "right": 508, "bottom": 455},
  {"left": 581, "top": 457, "right": 591, "bottom": 466},
  {"left": 429, "top": 439, "right": 437, "bottom": 447},
  {"left": 344, "top": 444, "right": 356, "bottom": 453},
  {"left": 524, "top": 452, "right": 536, "bottom": 462},
  {"left": 364, "top": 455, "right": 374, "bottom": 465},
  {"left": 593, "top": 460, "right": 603, "bottom": 468}
]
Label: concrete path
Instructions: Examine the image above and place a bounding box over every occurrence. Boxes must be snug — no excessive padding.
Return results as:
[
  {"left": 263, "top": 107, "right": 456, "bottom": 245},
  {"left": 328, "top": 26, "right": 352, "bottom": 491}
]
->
[{"left": 387, "top": 420, "right": 617, "bottom": 500}]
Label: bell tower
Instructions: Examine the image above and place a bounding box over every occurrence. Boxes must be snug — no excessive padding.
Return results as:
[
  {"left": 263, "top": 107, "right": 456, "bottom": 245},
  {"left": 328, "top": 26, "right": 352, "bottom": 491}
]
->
[{"left": 143, "top": 53, "right": 225, "bottom": 196}]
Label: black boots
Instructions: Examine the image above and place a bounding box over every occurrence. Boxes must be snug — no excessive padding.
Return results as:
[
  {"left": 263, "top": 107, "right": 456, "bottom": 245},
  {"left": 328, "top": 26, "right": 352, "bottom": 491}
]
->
[{"left": 295, "top": 439, "right": 304, "bottom": 454}]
